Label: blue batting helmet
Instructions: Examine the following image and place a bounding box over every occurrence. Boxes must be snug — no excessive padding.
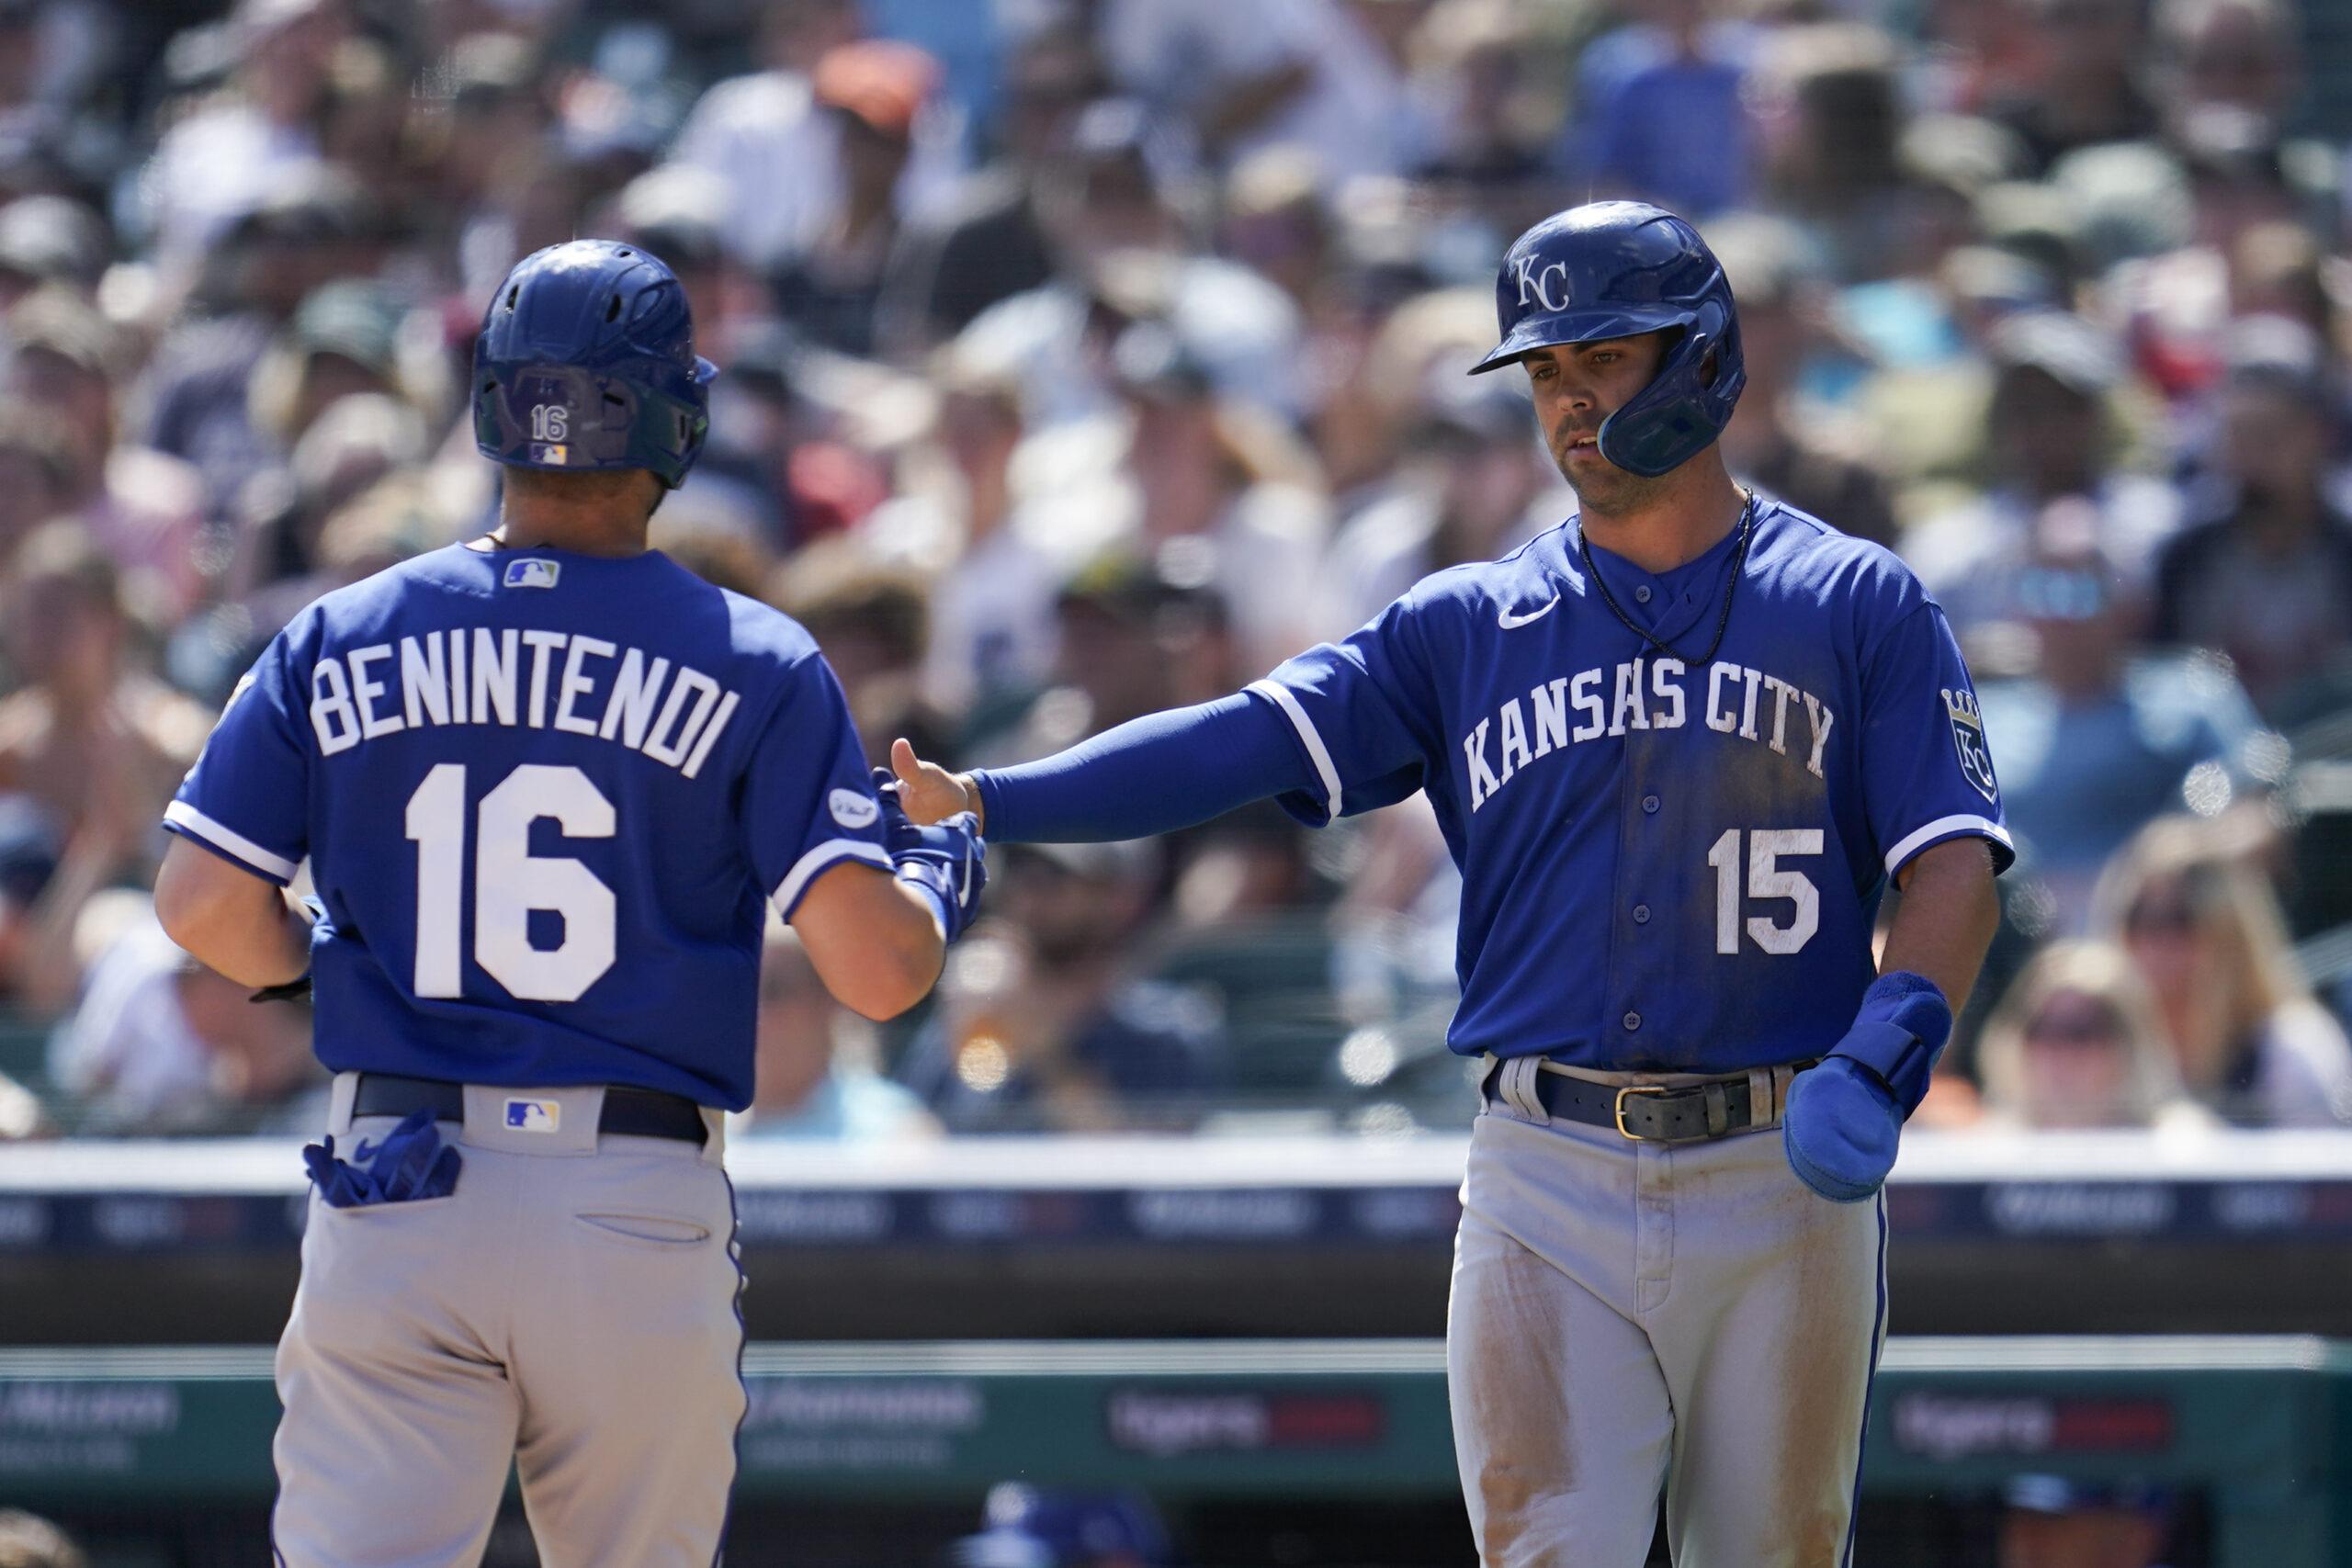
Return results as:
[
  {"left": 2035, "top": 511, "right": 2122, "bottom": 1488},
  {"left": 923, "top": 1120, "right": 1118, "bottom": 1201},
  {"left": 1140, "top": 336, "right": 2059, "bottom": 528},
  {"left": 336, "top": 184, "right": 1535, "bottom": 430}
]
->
[
  {"left": 1471, "top": 201, "right": 1745, "bottom": 479},
  {"left": 472, "top": 239, "right": 718, "bottom": 489}
]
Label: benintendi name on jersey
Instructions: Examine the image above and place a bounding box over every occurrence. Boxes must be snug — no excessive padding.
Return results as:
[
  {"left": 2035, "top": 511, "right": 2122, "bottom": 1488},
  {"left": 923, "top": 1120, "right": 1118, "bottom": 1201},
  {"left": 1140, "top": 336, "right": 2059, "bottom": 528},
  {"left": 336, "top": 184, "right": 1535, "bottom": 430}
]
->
[
  {"left": 1460, "top": 656, "right": 1834, "bottom": 812},
  {"left": 295, "top": 626, "right": 741, "bottom": 779}
]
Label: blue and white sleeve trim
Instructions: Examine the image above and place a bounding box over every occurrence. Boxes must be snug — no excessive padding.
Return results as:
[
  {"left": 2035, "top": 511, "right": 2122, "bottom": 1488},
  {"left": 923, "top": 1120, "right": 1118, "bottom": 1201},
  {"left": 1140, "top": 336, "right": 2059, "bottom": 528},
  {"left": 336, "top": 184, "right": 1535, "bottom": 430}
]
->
[
  {"left": 1246, "top": 679, "right": 1344, "bottom": 821},
  {"left": 163, "top": 801, "right": 299, "bottom": 885},
  {"left": 1882, "top": 815, "right": 2013, "bottom": 878},
  {"left": 771, "top": 838, "right": 894, "bottom": 919}
]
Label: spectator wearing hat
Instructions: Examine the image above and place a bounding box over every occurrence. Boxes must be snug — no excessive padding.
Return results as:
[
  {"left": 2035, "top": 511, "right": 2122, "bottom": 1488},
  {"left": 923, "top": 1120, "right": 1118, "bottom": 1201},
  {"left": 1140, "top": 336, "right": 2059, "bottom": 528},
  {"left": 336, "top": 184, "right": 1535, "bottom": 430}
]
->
[
  {"left": 952, "top": 1484, "right": 1169, "bottom": 1568},
  {"left": 132, "top": 167, "right": 391, "bottom": 527},
  {"left": 1973, "top": 502, "right": 2260, "bottom": 935},
  {"left": 879, "top": 28, "right": 1106, "bottom": 349},
  {"left": 2092, "top": 814, "right": 2352, "bottom": 1127},
  {"left": 137, "top": 0, "right": 349, "bottom": 298},
  {"left": 770, "top": 536, "right": 952, "bottom": 767},
  {"left": 769, "top": 39, "right": 944, "bottom": 356},
  {"left": 897, "top": 836, "right": 1227, "bottom": 1132},
  {"left": 1903, "top": 309, "right": 2183, "bottom": 652},
  {"left": 2152, "top": 333, "right": 2352, "bottom": 719},
  {"left": 667, "top": 0, "right": 963, "bottom": 279},
  {"left": 1997, "top": 1474, "right": 2177, "bottom": 1568},
  {"left": 0, "top": 196, "right": 109, "bottom": 311}
]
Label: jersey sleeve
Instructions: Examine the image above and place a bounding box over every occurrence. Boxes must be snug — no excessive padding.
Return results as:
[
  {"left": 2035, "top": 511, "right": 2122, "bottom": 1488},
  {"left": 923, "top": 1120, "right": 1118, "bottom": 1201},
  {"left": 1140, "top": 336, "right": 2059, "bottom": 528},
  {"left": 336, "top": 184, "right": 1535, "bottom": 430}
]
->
[
  {"left": 1856, "top": 598, "right": 2016, "bottom": 878},
  {"left": 745, "top": 652, "right": 893, "bottom": 919},
  {"left": 163, "top": 631, "right": 312, "bottom": 886},
  {"left": 1248, "top": 599, "right": 1438, "bottom": 828}
]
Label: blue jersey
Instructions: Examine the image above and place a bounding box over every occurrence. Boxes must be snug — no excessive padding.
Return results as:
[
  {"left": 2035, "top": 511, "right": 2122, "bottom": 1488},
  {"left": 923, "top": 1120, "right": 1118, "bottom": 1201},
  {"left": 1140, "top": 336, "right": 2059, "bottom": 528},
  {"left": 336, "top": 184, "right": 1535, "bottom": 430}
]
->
[
  {"left": 1248, "top": 499, "right": 2011, "bottom": 1072},
  {"left": 164, "top": 544, "right": 892, "bottom": 1109}
]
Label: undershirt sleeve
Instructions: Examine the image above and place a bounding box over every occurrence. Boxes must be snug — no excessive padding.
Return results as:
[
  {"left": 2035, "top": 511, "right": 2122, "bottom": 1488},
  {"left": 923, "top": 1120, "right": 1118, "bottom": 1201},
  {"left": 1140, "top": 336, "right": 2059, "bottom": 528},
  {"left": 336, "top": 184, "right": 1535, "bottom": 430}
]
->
[{"left": 970, "top": 691, "right": 1321, "bottom": 843}]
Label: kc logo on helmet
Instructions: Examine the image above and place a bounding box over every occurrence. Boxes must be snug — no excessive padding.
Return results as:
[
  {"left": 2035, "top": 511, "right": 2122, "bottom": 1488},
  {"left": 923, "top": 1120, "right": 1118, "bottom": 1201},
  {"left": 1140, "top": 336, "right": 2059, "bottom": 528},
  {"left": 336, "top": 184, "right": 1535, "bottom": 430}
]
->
[
  {"left": 1942, "top": 687, "right": 1998, "bottom": 803},
  {"left": 1512, "top": 255, "right": 1573, "bottom": 313}
]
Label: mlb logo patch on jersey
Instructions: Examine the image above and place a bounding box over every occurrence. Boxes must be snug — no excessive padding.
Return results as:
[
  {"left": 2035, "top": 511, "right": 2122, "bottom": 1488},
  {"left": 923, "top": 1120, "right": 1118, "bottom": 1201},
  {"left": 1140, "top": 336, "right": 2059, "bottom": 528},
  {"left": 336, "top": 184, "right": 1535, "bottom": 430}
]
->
[
  {"left": 503, "top": 558, "right": 561, "bottom": 591},
  {"left": 503, "top": 1098, "right": 561, "bottom": 1133},
  {"left": 1942, "top": 687, "right": 1998, "bottom": 803},
  {"left": 829, "top": 787, "right": 880, "bottom": 829}
]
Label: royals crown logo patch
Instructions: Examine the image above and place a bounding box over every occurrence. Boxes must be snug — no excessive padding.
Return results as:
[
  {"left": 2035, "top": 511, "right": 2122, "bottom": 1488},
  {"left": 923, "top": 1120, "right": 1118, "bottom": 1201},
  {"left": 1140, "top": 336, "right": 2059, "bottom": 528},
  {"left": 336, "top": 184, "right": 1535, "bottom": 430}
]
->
[{"left": 1942, "top": 687, "right": 1998, "bottom": 803}]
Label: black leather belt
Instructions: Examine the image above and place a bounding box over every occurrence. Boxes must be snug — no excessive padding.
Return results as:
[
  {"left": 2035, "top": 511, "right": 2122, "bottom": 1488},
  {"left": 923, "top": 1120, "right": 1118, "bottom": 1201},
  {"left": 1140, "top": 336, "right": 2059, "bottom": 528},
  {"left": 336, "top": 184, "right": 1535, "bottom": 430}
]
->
[
  {"left": 351, "top": 1073, "right": 707, "bottom": 1145},
  {"left": 1482, "top": 1059, "right": 1809, "bottom": 1143}
]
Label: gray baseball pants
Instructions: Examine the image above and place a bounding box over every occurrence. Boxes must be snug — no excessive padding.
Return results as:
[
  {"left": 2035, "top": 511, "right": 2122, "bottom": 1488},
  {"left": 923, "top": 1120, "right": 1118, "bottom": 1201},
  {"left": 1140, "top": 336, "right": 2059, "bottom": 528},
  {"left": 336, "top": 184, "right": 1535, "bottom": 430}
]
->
[
  {"left": 1449, "top": 1066, "right": 1885, "bottom": 1568},
  {"left": 271, "top": 1077, "right": 745, "bottom": 1568}
]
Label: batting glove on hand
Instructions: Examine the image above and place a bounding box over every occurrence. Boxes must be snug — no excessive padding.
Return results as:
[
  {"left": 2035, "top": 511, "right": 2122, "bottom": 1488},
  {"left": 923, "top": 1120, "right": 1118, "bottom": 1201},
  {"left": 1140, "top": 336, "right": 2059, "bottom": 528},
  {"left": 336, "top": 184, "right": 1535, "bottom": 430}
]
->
[
  {"left": 874, "top": 767, "right": 988, "bottom": 942},
  {"left": 1783, "top": 971, "right": 1951, "bottom": 1203}
]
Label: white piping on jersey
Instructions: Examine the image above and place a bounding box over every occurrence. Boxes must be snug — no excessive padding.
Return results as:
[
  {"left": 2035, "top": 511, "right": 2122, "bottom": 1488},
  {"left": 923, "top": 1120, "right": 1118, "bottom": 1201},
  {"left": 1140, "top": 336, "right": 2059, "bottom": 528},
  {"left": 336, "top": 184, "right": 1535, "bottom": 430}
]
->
[
  {"left": 771, "top": 838, "right": 892, "bottom": 919},
  {"left": 1248, "top": 679, "right": 1343, "bottom": 820},
  {"left": 164, "top": 800, "right": 300, "bottom": 884},
  {"left": 1883, "top": 814, "right": 2012, "bottom": 877}
]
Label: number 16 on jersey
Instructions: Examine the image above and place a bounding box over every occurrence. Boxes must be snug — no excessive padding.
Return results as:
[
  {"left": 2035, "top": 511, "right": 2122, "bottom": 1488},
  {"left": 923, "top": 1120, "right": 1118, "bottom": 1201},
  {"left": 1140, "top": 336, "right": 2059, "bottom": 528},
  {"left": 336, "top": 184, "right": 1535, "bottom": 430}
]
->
[{"left": 405, "top": 762, "right": 620, "bottom": 1003}]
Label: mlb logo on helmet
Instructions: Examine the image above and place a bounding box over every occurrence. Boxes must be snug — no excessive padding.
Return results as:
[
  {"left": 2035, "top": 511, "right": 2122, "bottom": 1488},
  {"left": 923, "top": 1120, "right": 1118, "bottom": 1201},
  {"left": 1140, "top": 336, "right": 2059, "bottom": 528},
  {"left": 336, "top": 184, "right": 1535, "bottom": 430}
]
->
[
  {"left": 1941, "top": 688, "right": 1998, "bottom": 803},
  {"left": 530, "top": 442, "right": 569, "bottom": 465},
  {"left": 503, "top": 1098, "right": 561, "bottom": 1133},
  {"left": 503, "top": 558, "right": 561, "bottom": 591}
]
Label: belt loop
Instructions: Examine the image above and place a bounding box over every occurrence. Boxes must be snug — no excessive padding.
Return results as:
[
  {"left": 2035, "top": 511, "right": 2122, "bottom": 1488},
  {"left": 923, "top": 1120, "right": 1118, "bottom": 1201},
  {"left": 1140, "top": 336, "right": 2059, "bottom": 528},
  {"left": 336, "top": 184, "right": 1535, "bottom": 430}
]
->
[
  {"left": 1497, "top": 1055, "right": 1550, "bottom": 1124},
  {"left": 1748, "top": 1067, "right": 1774, "bottom": 1126},
  {"left": 1703, "top": 1081, "right": 1728, "bottom": 1138}
]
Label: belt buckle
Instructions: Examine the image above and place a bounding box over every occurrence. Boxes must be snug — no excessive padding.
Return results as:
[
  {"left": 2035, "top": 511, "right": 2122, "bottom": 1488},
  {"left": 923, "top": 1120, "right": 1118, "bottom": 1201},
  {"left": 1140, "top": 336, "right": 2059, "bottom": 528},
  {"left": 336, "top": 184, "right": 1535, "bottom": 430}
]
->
[{"left": 1614, "top": 1085, "right": 1668, "bottom": 1140}]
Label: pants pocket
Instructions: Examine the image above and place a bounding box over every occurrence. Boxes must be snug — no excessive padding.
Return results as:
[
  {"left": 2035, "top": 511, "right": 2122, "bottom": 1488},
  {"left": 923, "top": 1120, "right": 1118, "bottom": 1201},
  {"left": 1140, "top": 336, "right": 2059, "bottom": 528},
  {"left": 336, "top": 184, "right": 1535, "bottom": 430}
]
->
[{"left": 575, "top": 1213, "right": 712, "bottom": 1247}]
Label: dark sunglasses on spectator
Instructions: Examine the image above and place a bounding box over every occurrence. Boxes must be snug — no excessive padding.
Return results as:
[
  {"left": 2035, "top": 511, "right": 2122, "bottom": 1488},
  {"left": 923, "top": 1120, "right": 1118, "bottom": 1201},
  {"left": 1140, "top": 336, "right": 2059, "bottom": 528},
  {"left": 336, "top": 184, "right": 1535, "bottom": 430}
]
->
[
  {"left": 2024, "top": 1002, "right": 2123, "bottom": 1045},
  {"left": 2126, "top": 898, "right": 2198, "bottom": 936},
  {"left": 2016, "top": 566, "right": 2108, "bottom": 621}
]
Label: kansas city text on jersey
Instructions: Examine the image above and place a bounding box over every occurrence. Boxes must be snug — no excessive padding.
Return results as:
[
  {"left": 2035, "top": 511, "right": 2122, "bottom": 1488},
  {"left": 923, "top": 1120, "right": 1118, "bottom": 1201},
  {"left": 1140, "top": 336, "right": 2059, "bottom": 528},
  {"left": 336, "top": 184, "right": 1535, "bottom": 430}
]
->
[
  {"left": 304, "top": 626, "right": 741, "bottom": 779},
  {"left": 1461, "top": 656, "right": 1834, "bottom": 811}
]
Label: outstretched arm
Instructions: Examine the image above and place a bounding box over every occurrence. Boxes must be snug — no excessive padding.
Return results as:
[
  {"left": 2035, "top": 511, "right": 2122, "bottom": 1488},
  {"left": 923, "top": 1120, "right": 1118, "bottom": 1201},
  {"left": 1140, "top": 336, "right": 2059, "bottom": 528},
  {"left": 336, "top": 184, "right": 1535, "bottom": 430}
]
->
[{"left": 890, "top": 692, "right": 1319, "bottom": 840}]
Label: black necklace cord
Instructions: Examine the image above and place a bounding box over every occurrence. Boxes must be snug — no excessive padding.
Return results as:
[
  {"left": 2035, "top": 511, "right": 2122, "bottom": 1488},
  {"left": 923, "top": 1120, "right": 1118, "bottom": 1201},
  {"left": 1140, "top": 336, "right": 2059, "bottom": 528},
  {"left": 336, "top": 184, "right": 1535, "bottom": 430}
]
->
[{"left": 1575, "top": 490, "right": 1756, "bottom": 671}]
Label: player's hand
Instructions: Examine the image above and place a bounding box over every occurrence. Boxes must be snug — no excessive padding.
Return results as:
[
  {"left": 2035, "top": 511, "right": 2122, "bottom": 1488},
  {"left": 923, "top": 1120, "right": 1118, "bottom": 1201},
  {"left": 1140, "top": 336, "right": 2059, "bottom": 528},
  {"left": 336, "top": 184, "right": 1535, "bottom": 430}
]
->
[
  {"left": 1783, "top": 972, "right": 1951, "bottom": 1203},
  {"left": 889, "top": 739, "right": 981, "bottom": 830}
]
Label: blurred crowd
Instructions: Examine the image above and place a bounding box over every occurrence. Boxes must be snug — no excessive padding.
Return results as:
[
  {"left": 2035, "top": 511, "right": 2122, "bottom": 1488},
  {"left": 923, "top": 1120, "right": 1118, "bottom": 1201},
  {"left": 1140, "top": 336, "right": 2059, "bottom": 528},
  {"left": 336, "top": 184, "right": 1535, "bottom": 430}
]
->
[{"left": 0, "top": 0, "right": 2346, "bottom": 1139}]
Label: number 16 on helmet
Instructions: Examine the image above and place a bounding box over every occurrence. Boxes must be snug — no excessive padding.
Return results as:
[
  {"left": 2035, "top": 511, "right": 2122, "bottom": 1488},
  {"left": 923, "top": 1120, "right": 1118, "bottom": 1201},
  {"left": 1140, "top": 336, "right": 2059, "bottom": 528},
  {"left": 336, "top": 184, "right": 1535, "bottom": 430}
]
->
[{"left": 472, "top": 240, "right": 720, "bottom": 490}]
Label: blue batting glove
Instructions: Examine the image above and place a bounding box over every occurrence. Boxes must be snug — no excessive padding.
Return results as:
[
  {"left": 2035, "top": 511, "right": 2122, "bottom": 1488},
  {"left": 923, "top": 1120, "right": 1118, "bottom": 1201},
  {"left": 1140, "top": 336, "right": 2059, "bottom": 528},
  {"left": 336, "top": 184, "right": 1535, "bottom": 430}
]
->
[
  {"left": 1784, "top": 972, "right": 1951, "bottom": 1203},
  {"left": 873, "top": 767, "right": 988, "bottom": 942},
  {"left": 303, "top": 1109, "right": 463, "bottom": 1209}
]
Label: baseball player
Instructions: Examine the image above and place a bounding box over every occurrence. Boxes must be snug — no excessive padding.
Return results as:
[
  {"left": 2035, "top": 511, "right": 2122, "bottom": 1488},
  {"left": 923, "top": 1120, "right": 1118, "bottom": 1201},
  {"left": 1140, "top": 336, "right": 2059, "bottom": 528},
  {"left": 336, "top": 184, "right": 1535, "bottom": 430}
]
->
[
  {"left": 152, "top": 241, "right": 985, "bottom": 1567},
  {"left": 894, "top": 202, "right": 2007, "bottom": 1565}
]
